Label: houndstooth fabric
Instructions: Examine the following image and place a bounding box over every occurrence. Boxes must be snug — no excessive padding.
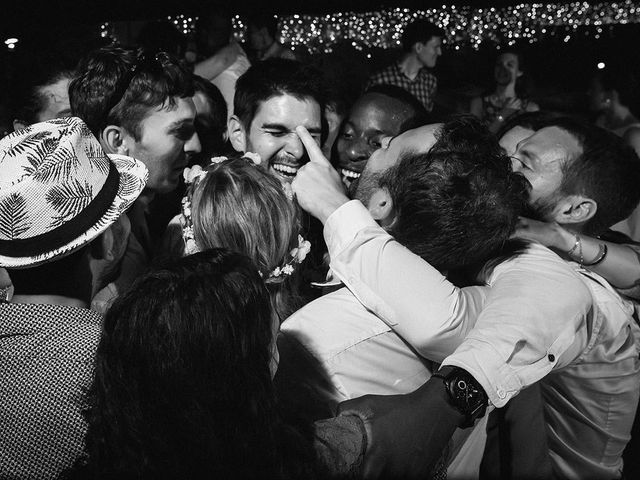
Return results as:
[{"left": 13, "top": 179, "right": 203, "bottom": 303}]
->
[
  {"left": 0, "top": 302, "right": 101, "bottom": 479},
  {"left": 367, "top": 62, "right": 438, "bottom": 112}
]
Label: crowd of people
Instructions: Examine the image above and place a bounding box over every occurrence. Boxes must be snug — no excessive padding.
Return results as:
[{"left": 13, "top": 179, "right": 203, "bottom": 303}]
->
[{"left": 1, "top": 9, "right": 640, "bottom": 480}]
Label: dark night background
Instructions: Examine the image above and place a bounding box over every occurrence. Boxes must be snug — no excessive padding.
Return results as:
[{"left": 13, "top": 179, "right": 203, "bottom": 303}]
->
[{"left": 1, "top": 1, "right": 639, "bottom": 126}]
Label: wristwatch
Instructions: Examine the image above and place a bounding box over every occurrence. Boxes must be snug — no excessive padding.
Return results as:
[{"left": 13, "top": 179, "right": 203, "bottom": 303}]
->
[{"left": 432, "top": 366, "right": 488, "bottom": 428}]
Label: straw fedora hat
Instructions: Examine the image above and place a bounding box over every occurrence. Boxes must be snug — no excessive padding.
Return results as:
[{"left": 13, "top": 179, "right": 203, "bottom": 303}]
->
[{"left": 0, "top": 116, "right": 147, "bottom": 268}]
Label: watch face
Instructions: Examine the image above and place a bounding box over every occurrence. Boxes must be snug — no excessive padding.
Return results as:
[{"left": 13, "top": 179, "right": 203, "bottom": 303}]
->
[
  {"left": 445, "top": 370, "right": 488, "bottom": 425},
  {"left": 452, "top": 375, "right": 477, "bottom": 409},
  {"left": 434, "top": 366, "right": 488, "bottom": 427}
]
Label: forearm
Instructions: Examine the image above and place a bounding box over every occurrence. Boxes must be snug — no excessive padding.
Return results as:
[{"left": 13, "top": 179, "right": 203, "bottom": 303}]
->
[
  {"left": 401, "top": 378, "right": 466, "bottom": 463},
  {"left": 443, "top": 244, "right": 592, "bottom": 406},
  {"left": 555, "top": 227, "right": 640, "bottom": 289},
  {"left": 338, "top": 375, "right": 466, "bottom": 479}
]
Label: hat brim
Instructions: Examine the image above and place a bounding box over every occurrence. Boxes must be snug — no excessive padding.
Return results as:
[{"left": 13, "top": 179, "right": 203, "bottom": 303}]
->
[{"left": 0, "top": 154, "right": 147, "bottom": 268}]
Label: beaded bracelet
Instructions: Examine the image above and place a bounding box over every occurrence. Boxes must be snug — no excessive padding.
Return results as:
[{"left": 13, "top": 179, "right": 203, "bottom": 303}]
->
[
  {"left": 577, "top": 236, "right": 584, "bottom": 266},
  {"left": 582, "top": 243, "right": 608, "bottom": 267}
]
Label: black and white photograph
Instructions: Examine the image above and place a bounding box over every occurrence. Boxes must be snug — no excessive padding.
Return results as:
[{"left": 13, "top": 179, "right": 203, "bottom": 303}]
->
[{"left": 1, "top": 1, "right": 640, "bottom": 478}]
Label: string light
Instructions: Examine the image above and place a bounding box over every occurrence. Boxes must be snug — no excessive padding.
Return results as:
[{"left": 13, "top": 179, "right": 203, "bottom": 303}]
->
[
  {"left": 4, "top": 38, "right": 18, "bottom": 51},
  {"left": 99, "top": 23, "right": 117, "bottom": 44},
  {"left": 100, "top": 1, "right": 640, "bottom": 53},
  {"left": 275, "top": 2, "right": 640, "bottom": 53}
]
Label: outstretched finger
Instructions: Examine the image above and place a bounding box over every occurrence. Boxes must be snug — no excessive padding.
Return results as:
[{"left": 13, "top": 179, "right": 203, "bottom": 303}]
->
[{"left": 296, "top": 126, "right": 331, "bottom": 166}]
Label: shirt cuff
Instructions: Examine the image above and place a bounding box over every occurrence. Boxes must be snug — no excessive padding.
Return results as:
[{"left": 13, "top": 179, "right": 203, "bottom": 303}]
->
[
  {"left": 442, "top": 340, "right": 528, "bottom": 408},
  {"left": 324, "top": 200, "right": 378, "bottom": 258}
]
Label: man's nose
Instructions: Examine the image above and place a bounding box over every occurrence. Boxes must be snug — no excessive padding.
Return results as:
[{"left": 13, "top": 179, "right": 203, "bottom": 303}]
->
[
  {"left": 345, "top": 138, "right": 374, "bottom": 162},
  {"left": 185, "top": 132, "right": 201, "bottom": 154},
  {"left": 284, "top": 134, "right": 305, "bottom": 160}
]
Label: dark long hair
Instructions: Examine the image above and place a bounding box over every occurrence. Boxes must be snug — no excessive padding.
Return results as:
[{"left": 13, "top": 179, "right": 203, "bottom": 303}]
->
[{"left": 68, "top": 249, "right": 319, "bottom": 479}]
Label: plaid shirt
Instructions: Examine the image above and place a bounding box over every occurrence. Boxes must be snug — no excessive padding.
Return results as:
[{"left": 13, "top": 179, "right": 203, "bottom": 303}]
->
[{"left": 367, "top": 62, "right": 437, "bottom": 112}]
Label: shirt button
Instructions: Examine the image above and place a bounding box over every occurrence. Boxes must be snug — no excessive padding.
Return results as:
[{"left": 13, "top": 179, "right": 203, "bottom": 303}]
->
[
  {"left": 548, "top": 354, "right": 556, "bottom": 362},
  {"left": 497, "top": 389, "right": 506, "bottom": 399}
]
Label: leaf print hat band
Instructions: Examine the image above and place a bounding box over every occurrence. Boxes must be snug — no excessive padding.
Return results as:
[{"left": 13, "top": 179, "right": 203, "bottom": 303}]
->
[{"left": 0, "top": 116, "right": 148, "bottom": 268}]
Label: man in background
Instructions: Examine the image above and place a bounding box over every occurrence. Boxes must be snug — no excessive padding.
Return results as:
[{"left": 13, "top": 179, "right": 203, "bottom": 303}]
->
[{"left": 367, "top": 19, "right": 444, "bottom": 112}]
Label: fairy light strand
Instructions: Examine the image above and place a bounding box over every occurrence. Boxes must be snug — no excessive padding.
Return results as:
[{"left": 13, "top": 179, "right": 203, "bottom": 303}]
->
[{"left": 99, "top": 2, "right": 640, "bottom": 52}]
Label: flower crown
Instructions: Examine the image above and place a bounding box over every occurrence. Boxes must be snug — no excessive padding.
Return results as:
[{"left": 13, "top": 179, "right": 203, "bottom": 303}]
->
[
  {"left": 265, "top": 234, "right": 311, "bottom": 283},
  {"left": 180, "top": 154, "right": 310, "bottom": 281}
]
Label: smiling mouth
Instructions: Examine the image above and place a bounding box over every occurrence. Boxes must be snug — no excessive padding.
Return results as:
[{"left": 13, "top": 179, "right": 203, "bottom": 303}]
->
[
  {"left": 271, "top": 163, "right": 300, "bottom": 179},
  {"left": 340, "top": 168, "right": 361, "bottom": 181},
  {"left": 340, "top": 168, "right": 362, "bottom": 190}
]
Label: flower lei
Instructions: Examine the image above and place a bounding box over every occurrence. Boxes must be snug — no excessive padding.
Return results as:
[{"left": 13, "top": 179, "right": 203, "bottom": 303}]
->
[{"left": 180, "top": 154, "right": 310, "bottom": 280}]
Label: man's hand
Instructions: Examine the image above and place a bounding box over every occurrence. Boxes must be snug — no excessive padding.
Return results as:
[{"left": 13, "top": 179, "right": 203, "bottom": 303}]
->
[
  {"left": 293, "top": 126, "right": 350, "bottom": 224},
  {"left": 512, "top": 217, "right": 574, "bottom": 251},
  {"left": 337, "top": 378, "right": 463, "bottom": 479}
]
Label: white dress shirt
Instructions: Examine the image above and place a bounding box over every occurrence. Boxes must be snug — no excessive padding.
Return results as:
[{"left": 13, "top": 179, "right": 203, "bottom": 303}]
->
[
  {"left": 282, "top": 278, "right": 486, "bottom": 478},
  {"left": 322, "top": 200, "right": 640, "bottom": 479}
]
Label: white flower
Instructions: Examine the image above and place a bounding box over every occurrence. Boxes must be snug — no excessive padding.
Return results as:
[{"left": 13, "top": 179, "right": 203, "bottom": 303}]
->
[
  {"left": 291, "top": 235, "right": 312, "bottom": 263},
  {"left": 183, "top": 165, "right": 205, "bottom": 184},
  {"left": 272, "top": 266, "right": 282, "bottom": 277},
  {"left": 282, "top": 264, "right": 294, "bottom": 275},
  {"left": 184, "top": 238, "right": 198, "bottom": 255},
  {"left": 210, "top": 156, "right": 228, "bottom": 164},
  {"left": 243, "top": 151, "right": 262, "bottom": 165},
  {"left": 282, "top": 182, "right": 294, "bottom": 201},
  {"left": 182, "top": 225, "right": 194, "bottom": 239}
]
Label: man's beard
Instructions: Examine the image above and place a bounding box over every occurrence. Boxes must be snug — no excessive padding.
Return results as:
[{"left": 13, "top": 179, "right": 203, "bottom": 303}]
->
[
  {"left": 353, "top": 169, "right": 383, "bottom": 206},
  {"left": 523, "top": 193, "right": 560, "bottom": 222}
]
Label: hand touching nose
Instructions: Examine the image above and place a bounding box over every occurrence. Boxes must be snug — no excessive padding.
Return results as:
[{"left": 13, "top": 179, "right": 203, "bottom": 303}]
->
[{"left": 293, "top": 126, "right": 350, "bottom": 224}]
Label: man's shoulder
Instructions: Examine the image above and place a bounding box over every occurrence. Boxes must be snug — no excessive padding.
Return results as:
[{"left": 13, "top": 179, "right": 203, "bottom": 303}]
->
[
  {"left": 488, "top": 242, "right": 583, "bottom": 281},
  {"left": 282, "top": 288, "right": 390, "bottom": 359},
  {"left": 368, "top": 62, "right": 401, "bottom": 81},
  {"left": 0, "top": 303, "right": 102, "bottom": 359},
  {"left": 576, "top": 268, "right": 635, "bottom": 322},
  {"left": 0, "top": 302, "right": 102, "bottom": 325},
  {"left": 417, "top": 67, "right": 437, "bottom": 82},
  {"left": 483, "top": 242, "right": 593, "bottom": 313}
]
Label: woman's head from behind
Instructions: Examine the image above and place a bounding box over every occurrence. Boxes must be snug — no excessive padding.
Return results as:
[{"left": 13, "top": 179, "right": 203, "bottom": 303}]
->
[
  {"left": 191, "top": 157, "right": 301, "bottom": 283},
  {"left": 83, "top": 249, "right": 284, "bottom": 478}
]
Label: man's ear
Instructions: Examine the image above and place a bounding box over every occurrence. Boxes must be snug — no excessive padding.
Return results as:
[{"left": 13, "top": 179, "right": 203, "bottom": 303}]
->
[
  {"left": 413, "top": 42, "right": 424, "bottom": 55},
  {"left": 228, "top": 115, "right": 248, "bottom": 153},
  {"left": 13, "top": 119, "right": 29, "bottom": 132},
  {"left": 553, "top": 195, "right": 597, "bottom": 226},
  {"left": 100, "top": 125, "right": 130, "bottom": 155},
  {"left": 367, "top": 188, "right": 395, "bottom": 228}
]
